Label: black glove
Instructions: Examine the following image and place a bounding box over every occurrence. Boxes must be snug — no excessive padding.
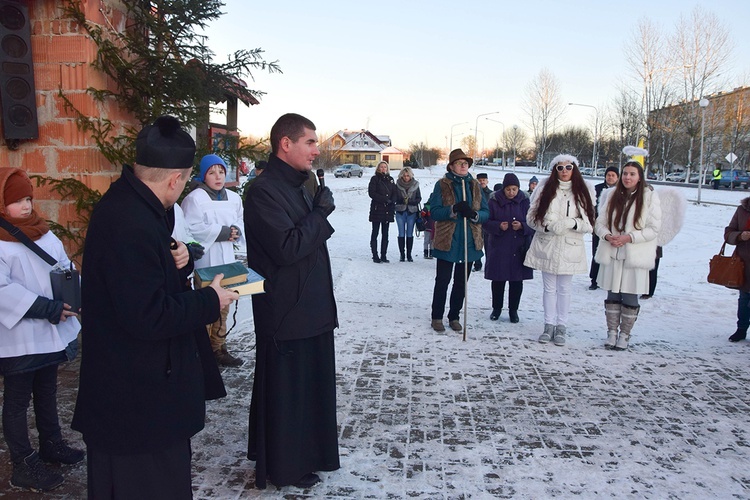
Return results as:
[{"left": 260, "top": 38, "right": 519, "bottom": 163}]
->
[
  {"left": 23, "top": 296, "right": 64, "bottom": 325},
  {"left": 313, "top": 186, "right": 336, "bottom": 217},
  {"left": 453, "top": 201, "right": 470, "bottom": 215},
  {"left": 465, "top": 209, "right": 478, "bottom": 220},
  {"left": 187, "top": 242, "right": 205, "bottom": 261}
]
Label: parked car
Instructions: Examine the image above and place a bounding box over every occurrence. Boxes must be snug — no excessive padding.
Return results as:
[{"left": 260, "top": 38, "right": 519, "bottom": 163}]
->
[
  {"left": 665, "top": 172, "right": 686, "bottom": 182},
  {"left": 334, "top": 163, "right": 363, "bottom": 178},
  {"left": 580, "top": 167, "right": 593, "bottom": 176},
  {"left": 717, "top": 170, "right": 750, "bottom": 189}
]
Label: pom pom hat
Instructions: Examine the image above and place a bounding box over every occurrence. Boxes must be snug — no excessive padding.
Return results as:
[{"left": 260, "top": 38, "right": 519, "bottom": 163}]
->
[
  {"left": 135, "top": 116, "right": 196, "bottom": 170},
  {"left": 198, "top": 154, "right": 227, "bottom": 182}
]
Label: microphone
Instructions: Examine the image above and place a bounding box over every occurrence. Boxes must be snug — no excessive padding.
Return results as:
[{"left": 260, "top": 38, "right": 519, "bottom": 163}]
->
[{"left": 316, "top": 169, "right": 326, "bottom": 189}]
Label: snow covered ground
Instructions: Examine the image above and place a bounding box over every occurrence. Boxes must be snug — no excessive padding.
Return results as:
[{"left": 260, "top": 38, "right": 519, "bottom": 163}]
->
[{"left": 5, "top": 164, "right": 750, "bottom": 498}]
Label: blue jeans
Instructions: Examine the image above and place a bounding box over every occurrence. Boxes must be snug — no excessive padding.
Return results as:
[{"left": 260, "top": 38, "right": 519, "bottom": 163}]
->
[
  {"left": 737, "top": 290, "right": 750, "bottom": 331},
  {"left": 395, "top": 211, "right": 416, "bottom": 238}
]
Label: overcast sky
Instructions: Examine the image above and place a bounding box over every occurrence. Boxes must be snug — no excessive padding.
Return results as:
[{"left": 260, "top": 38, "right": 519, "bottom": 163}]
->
[{"left": 203, "top": 0, "right": 750, "bottom": 151}]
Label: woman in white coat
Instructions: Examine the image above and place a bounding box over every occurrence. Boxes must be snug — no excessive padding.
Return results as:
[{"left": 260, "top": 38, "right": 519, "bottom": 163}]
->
[
  {"left": 595, "top": 160, "right": 661, "bottom": 350},
  {"left": 524, "top": 154, "right": 596, "bottom": 346}
]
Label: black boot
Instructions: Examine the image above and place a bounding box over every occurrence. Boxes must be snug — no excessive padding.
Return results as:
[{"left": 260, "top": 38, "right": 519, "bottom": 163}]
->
[
  {"left": 406, "top": 237, "right": 414, "bottom": 262},
  {"left": 508, "top": 281, "right": 523, "bottom": 323},
  {"left": 424, "top": 249, "right": 429, "bottom": 259},
  {"left": 729, "top": 329, "right": 747, "bottom": 342},
  {"left": 380, "top": 238, "right": 390, "bottom": 263},
  {"left": 398, "top": 237, "right": 405, "bottom": 262},
  {"left": 371, "top": 238, "right": 380, "bottom": 263}
]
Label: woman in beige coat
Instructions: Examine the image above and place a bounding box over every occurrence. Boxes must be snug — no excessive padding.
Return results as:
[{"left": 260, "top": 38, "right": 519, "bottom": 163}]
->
[
  {"left": 595, "top": 161, "right": 661, "bottom": 350},
  {"left": 524, "top": 154, "right": 596, "bottom": 346}
]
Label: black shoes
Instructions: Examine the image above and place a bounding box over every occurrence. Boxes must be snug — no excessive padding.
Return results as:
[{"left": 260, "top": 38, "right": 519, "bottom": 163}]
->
[
  {"left": 588, "top": 283, "right": 598, "bottom": 290},
  {"left": 399, "top": 255, "right": 405, "bottom": 262},
  {"left": 473, "top": 261, "right": 482, "bottom": 272},
  {"left": 380, "top": 256, "right": 390, "bottom": 263},
  {"left": 490, "top": 309, "right": 501, "bottom": 321},
  {"left": 293, "top": 473, "right": 321, "bottom": 488},
  {"left": 640, "top": 294, "right": 652, "bottom": 299},
  {"left": 372, "top": 255, "right": 381, "bottom": 263},
  {"left": 11, "top": 451, "right": 64, "bottom": 492},
  {"left": 729, "top": 329, "right": 747, "bottom": 342},
  {"left": 39, "top": 439, "right": 85, "bottom": 465},
  {"left": 509, "top": 310, "right": 520, "bottom": 323}
]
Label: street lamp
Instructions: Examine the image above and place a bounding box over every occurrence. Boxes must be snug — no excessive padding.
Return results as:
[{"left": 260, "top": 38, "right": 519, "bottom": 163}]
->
[
  {"left": 696, "top": 97, "right": 710, "bottom": 204},
  {"left": 474, "top": 112, "right": 499, "bottom": 162},
  {"left": 485, "top": 117, "right": 505, "bottom": 167},
  {"left": 568, "top": 102, "right": 599, "bottom": 175},
  {"left": 512, "top": 124, "right": 518, "bottom": 172},
  {"left": 449, "top": 122, "right": 468, "bottom": 155},
  {"left": 471, "top": 129, "right": 485, "bottom": 160}
]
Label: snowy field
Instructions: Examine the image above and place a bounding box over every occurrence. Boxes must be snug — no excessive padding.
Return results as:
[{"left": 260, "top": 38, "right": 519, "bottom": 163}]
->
[
  {"left": 5, "top": 164, "right": 750, "bottom": 499},
  {"left": 193, "top": 165, "right": 750, "bottom": 498}
]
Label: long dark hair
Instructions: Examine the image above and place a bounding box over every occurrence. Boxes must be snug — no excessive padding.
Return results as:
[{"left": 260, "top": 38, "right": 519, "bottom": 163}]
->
[
  {"left": 606, "top": 161, "right": 646, "bottom": 232},
  {"left": 533, "top": 161, "right": 595, "bottom": 226}
]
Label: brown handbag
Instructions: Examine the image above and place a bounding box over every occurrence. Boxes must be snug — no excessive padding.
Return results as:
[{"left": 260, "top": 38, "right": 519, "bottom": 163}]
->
[{"left": 708, "top": 242, "right": 745, "bottom": 289}]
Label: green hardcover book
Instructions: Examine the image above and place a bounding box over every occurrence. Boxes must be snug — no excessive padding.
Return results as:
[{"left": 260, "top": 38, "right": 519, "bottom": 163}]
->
[{"left": 193, "top": 261, "right": 265, "bottom": 296}]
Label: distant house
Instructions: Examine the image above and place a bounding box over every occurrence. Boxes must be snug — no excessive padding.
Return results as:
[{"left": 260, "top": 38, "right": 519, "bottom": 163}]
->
[
  {"left": 380, "top": 146, "right": 404, "bottom": 170},
  {"left": 320, "top": 129, "right": 392, "bottom": 167}
]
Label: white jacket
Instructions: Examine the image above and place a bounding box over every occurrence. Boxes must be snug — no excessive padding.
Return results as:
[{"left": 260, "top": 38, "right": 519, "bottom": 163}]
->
[
  {"left": 524, "top": 179, "right": 595, "bottom": 275},
  {"left": 181, "top": 188, "right": 245, "bottom": 269},
  {"left": 594, "top": 186, "right": 661, "bottom": 270},
  {"left": 0, "top": 231, "right": 80, "bottom": 358}
]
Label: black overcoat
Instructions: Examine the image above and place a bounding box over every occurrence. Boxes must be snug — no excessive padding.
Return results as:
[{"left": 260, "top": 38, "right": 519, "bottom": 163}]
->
[
  {"left": 368, "top": 172, "right": 397, "bottom": 223},
  {"left": 72, "top": 165, "right": 223, "bottom": 455},
  {"left": 243, "top": 155, "right": 338, "bottom": 340}
]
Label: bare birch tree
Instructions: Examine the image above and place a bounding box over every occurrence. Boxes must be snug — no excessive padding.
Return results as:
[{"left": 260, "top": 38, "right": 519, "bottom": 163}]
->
[
  {"left": 523, "top": 69, "right": 565, "bottom": 169},
  {"left": 671, "top": 6, "right": 733, "bottom": 178}
]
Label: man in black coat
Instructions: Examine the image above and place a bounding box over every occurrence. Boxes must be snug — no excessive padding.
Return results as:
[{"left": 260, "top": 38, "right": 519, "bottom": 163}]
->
[
  {"left": 589, "top": 166, "right": 619, "bottom": 290},
  {"left": 243, "top": 113, "right": 340, "bottom": 489},
  {"left": 72, "top": 116, "right": 238, "bottom": 498}
]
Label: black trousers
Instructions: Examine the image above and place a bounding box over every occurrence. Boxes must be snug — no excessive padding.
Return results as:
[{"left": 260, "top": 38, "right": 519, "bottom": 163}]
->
[
  {"left": 370, "top": 221, "right": 390, "bottom": 257},
  {"left": 87, "top": 440, "right": 193, "bottom": 500},
  {"left": 589, "top": 234, "right": 600, "bottom": 285},
  {"left": 2, "top": 364, "right": 61, "bottom": 463},
  {"left": 431, "top": 258, "right": 473, "bottom": 321},
  {"left": 491, "top": 280, "right": 523, "bottom": 312}
]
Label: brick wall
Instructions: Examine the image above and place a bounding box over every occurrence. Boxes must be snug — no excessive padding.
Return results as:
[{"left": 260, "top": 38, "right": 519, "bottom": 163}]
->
[{"left": 0, "top": 0, "right": 137, "bottom": 257}]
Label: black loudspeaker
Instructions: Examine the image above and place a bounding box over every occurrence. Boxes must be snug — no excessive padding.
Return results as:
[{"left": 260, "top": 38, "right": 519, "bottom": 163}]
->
[{"left": 0, "top": 0, "right": 38, "bottom": 141}]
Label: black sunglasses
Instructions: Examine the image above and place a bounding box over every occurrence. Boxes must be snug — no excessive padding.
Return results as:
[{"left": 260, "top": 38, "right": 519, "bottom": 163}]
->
[{"left": 555, "top": 164, "right": 575, "bottom": 171}]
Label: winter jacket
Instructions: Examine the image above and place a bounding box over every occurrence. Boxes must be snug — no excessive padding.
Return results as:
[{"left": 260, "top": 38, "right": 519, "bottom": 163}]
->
[
  {"left": 244, "top": 155, "right": 338, "bottom": 341},
  {"left": 181, "top": 184, "right": 245, "bottom": 269},
  {"left": 482, "top": 189, "right": 534, "bottom": 282},
  {"left": 725, "top": 197, "right": 750, "bottom": 292},
  {"left": 594, "top": 186, "right": 661, "bottom": 271},
  {"left": 429, "top": 172, "right": 489, "bottom": 263},
  {"left": 368, "top": 172, "right": 397, "bottom": 223},
  {"left": 394, "top": 180, "right": 422, "bottom": 214},
  {"left": 524, "top": 179, "right": 595, "bottom": 275},
  {"left": 73, "top": 164, "right": 224, "bottom": 455}
]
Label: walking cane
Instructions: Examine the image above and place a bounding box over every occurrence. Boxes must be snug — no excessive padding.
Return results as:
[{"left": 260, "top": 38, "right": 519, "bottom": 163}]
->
[{"left": 461, "top": 178, "right": 469, "bottom": 342}]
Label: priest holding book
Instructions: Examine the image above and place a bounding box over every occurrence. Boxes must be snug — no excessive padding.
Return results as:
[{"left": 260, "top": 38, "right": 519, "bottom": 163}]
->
[{"left": 243, "top": 113, "right": 340, "bottom": 489}]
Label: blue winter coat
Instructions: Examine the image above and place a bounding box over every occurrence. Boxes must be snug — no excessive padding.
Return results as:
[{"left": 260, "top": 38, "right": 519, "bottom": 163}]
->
[
  {"left": 482, "top": 189, "right": 534, "bottom": 281},
  {"left": 428, "top": 172, "right": 489, "bottom": 263}
]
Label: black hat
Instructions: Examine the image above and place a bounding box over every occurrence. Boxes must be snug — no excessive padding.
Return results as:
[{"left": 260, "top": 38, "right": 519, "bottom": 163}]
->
[
  {"left": 502, "top": 173, "right": 520, "bottom": 188},
  {"left": 135, "top": 116, "right": 196, "bottom": 169},
  {"left": 493, "top": 183, "right": 503, "bottom": 192},
  {"left": 605, "top": 166, "right": 619, "bottom": 176},
  {"left": 476, "top": 173, "right": 488, "bottom": 180}
]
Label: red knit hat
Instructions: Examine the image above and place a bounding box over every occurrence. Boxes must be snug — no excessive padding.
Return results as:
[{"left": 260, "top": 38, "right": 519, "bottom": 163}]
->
[{"left": 4, "top": 170, "right": 33, "bottom": 205}]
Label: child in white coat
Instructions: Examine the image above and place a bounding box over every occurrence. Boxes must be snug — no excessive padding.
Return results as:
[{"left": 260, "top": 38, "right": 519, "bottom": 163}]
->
[
  {"left": 0, "top": 168, "right": 83, "bottom": 492},
  {"left": 181, "top": 154, "right": 245, "bottom": 366}
]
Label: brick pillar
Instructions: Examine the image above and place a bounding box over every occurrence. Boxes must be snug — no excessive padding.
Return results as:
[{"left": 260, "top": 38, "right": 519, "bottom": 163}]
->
[{"left": 0, "top": 0, "right": 137, "bottom": 258}]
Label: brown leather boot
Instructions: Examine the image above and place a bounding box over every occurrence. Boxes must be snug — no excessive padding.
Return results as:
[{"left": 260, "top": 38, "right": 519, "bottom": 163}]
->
[{"left": 214, "top": 345, "right": 243, "bottom": 367}]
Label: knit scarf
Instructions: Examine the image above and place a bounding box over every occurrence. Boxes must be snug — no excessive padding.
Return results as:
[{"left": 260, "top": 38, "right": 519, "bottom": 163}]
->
[
  {"left": 396, "top": 176, "right": 419, "bottom": 200},
  {"left": 0, "top": 210, "right": 50, "bottom": 242}
]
